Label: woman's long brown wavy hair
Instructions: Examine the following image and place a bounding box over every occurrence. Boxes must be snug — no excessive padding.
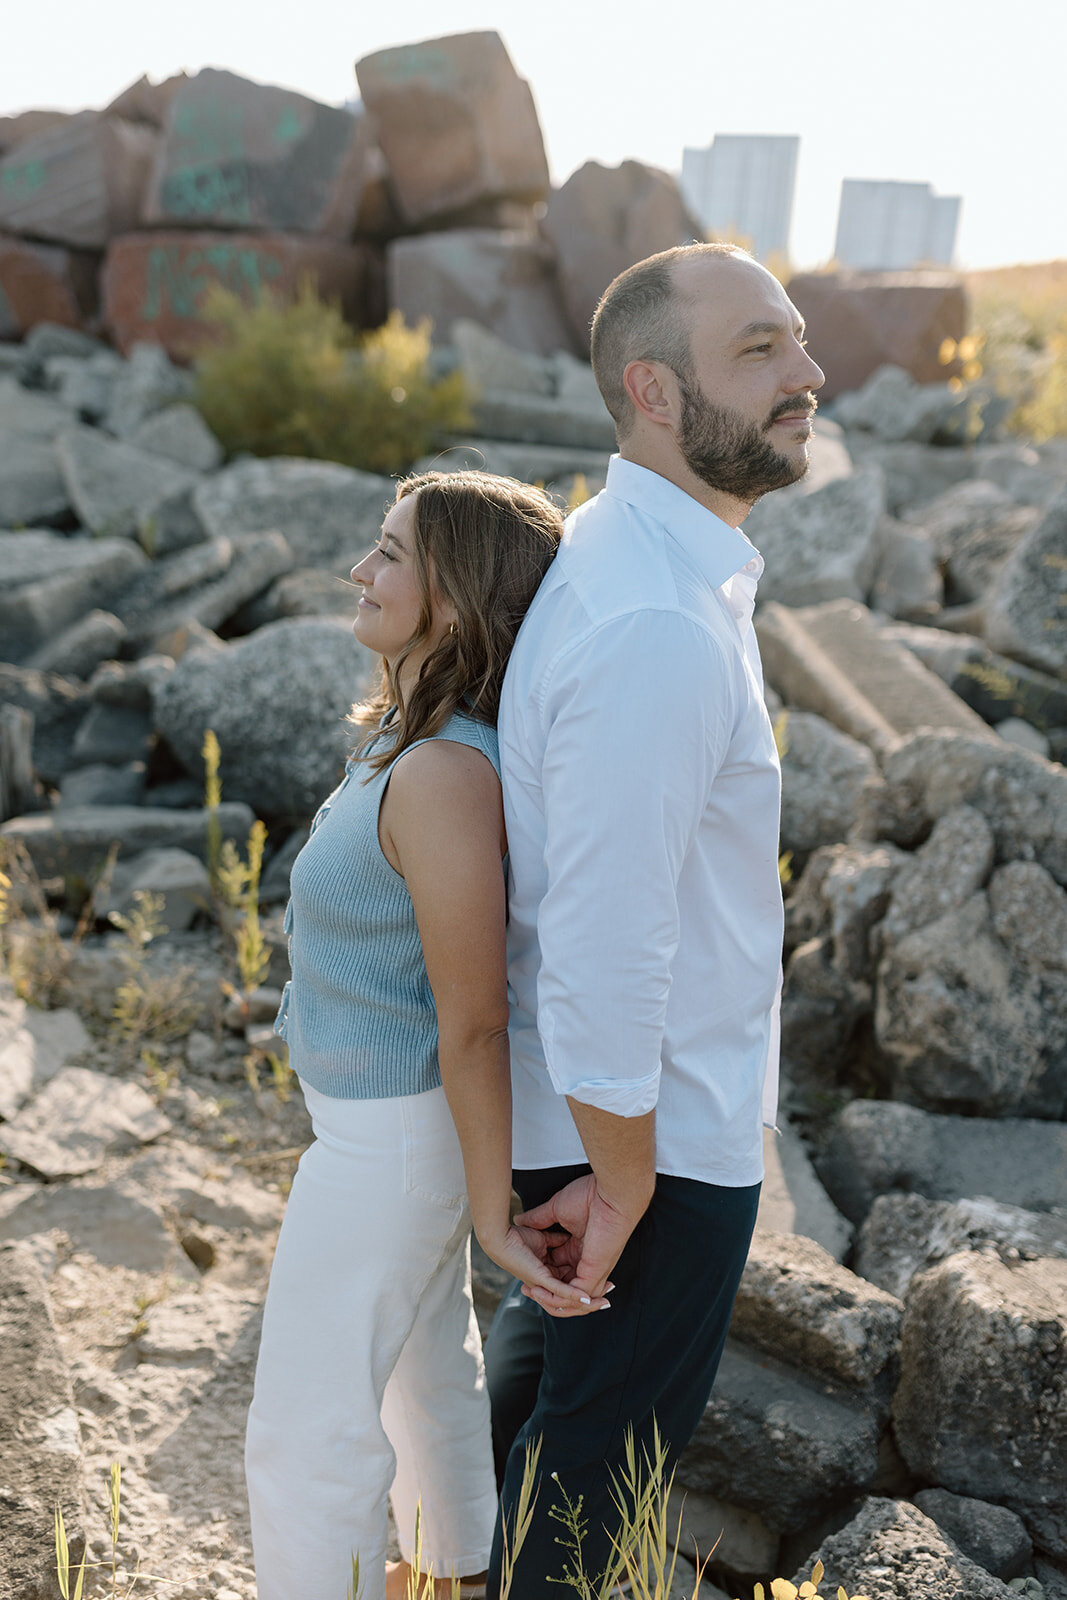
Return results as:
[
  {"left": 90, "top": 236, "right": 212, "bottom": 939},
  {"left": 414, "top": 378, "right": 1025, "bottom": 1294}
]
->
[{"left": 349, "top": 470, "right": 563, "bottom": 776}]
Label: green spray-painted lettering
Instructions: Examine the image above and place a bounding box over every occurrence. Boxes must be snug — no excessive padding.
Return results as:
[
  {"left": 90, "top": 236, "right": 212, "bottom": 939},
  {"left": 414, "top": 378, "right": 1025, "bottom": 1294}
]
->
[
  {"left": 274, "top": 105, "right": 304, "bottom": 144},
  {"left": 140, "top": 243, "right": 283, "bottom": 320},
  {"left": 160, "top": 162, "right": 251, "bottom": 223},
  {"left": 0, "top": 159, "right": 48, "bottom": 199}
]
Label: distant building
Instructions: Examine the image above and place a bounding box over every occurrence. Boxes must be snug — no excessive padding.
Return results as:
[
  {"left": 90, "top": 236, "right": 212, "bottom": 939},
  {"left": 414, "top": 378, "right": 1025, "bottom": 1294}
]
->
[
  {"left": 834, "top": 179, "right": 961, "bottom": 270},
  {"left": 680, "top": 134, "right": 799, "bottom": 262}
]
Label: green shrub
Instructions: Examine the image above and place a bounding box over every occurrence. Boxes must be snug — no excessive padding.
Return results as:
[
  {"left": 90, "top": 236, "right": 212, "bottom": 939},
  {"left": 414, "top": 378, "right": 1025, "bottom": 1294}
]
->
[
  {"left": 966, "top": 260, "right": 1067, "bottom": 439},
  {"left": 192, "top": 285, "right": 472, "bottom": 473}
]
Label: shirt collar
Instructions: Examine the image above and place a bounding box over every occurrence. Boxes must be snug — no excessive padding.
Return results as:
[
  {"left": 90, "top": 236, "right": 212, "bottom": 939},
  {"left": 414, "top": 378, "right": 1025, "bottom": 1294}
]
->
[{"left": 603, "top": 455, "right": 763, "bottom": 592}]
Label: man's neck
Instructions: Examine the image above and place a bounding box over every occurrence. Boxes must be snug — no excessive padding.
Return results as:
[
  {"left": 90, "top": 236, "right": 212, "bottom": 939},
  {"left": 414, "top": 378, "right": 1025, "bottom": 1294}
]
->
[{"left": 617, "top": 442, "right": 752, "bottom": 529}]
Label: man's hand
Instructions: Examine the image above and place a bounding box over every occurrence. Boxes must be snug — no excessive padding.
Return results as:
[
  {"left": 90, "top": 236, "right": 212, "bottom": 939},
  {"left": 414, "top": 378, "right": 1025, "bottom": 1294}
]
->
[
  {"left": 513, "top": 1173, "right": 646, "bottom": 1315},
  {"left": 476, "top": 1219, "right": 610, "bottom": 1318}
]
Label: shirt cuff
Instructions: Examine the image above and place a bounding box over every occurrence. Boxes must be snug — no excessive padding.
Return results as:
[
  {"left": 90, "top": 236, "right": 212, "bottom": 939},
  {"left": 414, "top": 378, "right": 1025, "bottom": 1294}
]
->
[{"left": 557, "top": 1066, "right": 661, "bottom": 1118}]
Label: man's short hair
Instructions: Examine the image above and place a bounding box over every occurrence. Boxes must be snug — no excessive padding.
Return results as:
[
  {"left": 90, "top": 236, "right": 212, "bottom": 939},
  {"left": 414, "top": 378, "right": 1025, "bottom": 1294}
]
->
[{"left": 590, "top": 242, "right": 750, "bottom": 437}]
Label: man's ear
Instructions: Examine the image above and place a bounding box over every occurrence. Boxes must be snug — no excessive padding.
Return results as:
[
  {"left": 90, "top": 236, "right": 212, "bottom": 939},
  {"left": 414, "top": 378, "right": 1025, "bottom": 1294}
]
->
[{"left": 622, "top": 359, "right": 679, "bottom": 429}]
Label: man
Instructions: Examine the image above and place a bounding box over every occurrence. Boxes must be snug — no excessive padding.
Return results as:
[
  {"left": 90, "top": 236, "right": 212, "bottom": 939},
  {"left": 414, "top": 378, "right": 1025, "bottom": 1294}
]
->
[{"left": 484, "top": 242, "right": 825, "bottom": 1597}]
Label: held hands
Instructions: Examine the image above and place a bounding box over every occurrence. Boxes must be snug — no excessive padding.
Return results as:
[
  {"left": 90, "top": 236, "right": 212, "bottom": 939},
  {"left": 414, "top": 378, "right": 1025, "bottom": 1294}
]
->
[
  {"left": 511, "top": 1173, "right": 650, "bottom": 1319},
  {"left": 476, "top": 1220, "right": 610, "bottom": 1318}
]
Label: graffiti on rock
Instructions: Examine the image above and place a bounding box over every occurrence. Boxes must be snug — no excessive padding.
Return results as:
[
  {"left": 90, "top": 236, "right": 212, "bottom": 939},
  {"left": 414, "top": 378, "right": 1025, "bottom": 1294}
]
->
[{"left": 140, "top": 243, "right": 283, "bottom": 320}]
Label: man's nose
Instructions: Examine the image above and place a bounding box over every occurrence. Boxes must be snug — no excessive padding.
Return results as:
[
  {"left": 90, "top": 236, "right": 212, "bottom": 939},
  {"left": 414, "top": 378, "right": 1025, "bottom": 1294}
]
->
[{"left": 797, "top": 346, "right": 825, "bottom": 393}]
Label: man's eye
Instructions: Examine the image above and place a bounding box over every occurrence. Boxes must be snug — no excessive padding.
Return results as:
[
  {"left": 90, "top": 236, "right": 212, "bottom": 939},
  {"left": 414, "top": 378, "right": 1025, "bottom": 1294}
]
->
[{"left": 745, "top": 344, "right": 772, "bottom": 354}]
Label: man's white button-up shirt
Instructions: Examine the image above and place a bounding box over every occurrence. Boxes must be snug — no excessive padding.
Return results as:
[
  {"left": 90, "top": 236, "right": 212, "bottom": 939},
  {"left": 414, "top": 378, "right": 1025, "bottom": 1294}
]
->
[{"left": 499, "top": 456, "right": 783, "bottom": 1187}]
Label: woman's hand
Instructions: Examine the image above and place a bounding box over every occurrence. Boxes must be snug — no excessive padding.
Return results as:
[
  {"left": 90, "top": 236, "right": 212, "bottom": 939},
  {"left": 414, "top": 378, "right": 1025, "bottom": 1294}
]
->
[{"left": 476, "top": 1221, "right": 610, "bottom": 1317}]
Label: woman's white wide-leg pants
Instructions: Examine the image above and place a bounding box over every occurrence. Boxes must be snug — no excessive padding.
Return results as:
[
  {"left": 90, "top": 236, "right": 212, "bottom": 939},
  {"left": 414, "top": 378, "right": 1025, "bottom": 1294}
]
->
[{"left": 245, "top": 1082, "right": 497, "bottom": 1600}]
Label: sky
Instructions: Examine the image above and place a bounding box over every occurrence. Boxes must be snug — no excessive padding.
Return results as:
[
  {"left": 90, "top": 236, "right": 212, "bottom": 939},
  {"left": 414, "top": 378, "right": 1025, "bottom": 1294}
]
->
[{"left": 4, "top": 0, "right": 1065, "bottom": 271}]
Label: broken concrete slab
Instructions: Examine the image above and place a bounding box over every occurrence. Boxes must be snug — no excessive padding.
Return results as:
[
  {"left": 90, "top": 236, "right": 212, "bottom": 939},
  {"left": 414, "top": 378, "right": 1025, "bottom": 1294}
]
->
[
  {"left": 0, "top": 801, "right": 255, "bottom": 881},
  {"left": 0, "top": 1066, "right": 170, "bottom": 1178},
  {"left": 855, "top": 1191, "right": 1067, "bottom": 1301},
  {"left": 794, "top": 1497, "right": 1018, "bottom": 1600},
  {"left": 0, "top": 989, "right": 91, "bottom": 1120}
]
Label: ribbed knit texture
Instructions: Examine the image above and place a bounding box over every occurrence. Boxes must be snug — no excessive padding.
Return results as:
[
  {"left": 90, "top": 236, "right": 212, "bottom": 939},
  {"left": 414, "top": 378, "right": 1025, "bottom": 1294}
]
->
[{"left": 274, "top": 710, "right": 501, "bottom": 1100}]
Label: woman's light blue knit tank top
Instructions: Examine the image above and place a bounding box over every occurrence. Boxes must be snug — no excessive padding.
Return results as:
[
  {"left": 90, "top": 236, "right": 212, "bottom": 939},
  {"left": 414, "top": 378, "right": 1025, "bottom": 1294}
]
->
[{"left": 274, "top": 709, "right": 501, "bottom": 1100}]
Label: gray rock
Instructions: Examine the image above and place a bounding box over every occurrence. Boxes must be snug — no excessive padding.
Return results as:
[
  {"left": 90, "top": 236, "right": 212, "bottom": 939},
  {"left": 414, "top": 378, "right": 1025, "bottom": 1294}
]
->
[
  {"left": 912, "top": 1490, "right": 1032, "bottom": 1582},
  {"left": 990, "top": 860, "right": 1067, "bottom": 973},
  {"left": 678, "top": 1339, "right": 884, "bottom": 1532},
  {"left": 848, "top": 435, "right": 975, "bottom": 516},
  {"left": 755, "top": 1121, "right": 853, "bottom": 1262},
  {"left": 124, "top": 1138, "right": 284, "bottom": 1232},
  {"left": 749, "top": 466, "right": 886, "bottom": 608},
  {"left": 904, "top": 478, "right": 1040, "bottom": 606},
  {"left": 114, "top": 530, "right": 294, "bottom": 650},
  {"left": 833, "top": 364, "right": 972, "bottom": 444},
  {"left": 778, "top": 710, "right": 878, "bottom": 858},
  {"left": 0, "top": 532, "right": 146, "bottom": 659},
  {"left": 975, "top": 440, "right": 1067, "bottom": 507},
  {"left": 986, "top": 490, "right": 1067, "bottom": 678},
  {"left": 0, "top": 1066, "right": 170, "bottom": 1177},
  {"left": 471, "top": 388, "right": 616, "bottom": 452},
  {"left": 548, "top": 349, "right": 604, "bottom": 409},
  {"left": 996, "top": 716, "right": 1051, "bottom": 756},
  {"left": 137, "top": 484, "right": 209, "bottom": 557},
  {"left": 0, "top": 801, "right": 254, "bottom": 881},
  {"left": 880, "top": 804, "right": 995, "bottom": 946},
  {"left": 103, "top": 341, "right": 193, "bottom": 439},
  {"left": 857, "top": 730, "right": 1067, "bottom": 887},
  {"left": 0, "top": 662, "right": 88, "bottom": 785},
  {"left": 781, "top": 934, "right": 872, "bottom": 1082},
  {"left": 875, "top": 622, "right": 1067, "bottom": 731},
  {"left": 153, "top": 617, "right": 376, "bottom": 821},
  {"left": 0, "top": 1242, "right": 84, "bottom": 1599},
  {"left": 877, "top": 888, "right": 1067, "bottom": 1116},
  {"left": 131, "top": 403, "right": 224, "bottom": 472},
  {"left": 48, "top": 349, "right": 122, "bottom": 423},
  {"left": 56, "top": 762, "right": 147, "bottom": 809},
  {"left": 795, "top": 1497, "right": 1019, "bottom": 1599},
  {"left": 55, "top": 423, "right": 202, "bottom": 539},
  {"left": 0, "top": 1180, "right": 185, "bottom": 1274},
  {"left": 231, "top": 567, "right": 356, "bottom": 632},
  {"left": 192, "top": 455, "right": 393, "bottom": 577},
  {"left": 0, "top": 987, "right": 90, "bottom": 1119},
  {"left": 89, "top": 654, "right": 174, "bottom": 711},
  {"left": 0, "top": 432, "right": 70, "bottom": 525},
  {"left": 894, "top": 1252, "right": 1067, "bottom": 1558},
  {"left": 816, "top": 1100, "right": 1067, "bottom": 1225},
  {"left": 856, "top": 1192, "right": 1067, "bottom": 1300},
  {"left": 730, "top": 1232, "right": 902, "bottom": 1388},
  {"left": 134, "top": 1285, "right": 258, "bottom": 1366},
  {"left": 25, "top": 610, "right": 126, "bottom": 680},
  {"left": 16, "top": 321, "right": 108, "bottom": 378},
  {"left": 414, "top": 437, "right": 611, "bottom": 487},
  {"left": 71, "top": 702, "right": 154, "bottom": 767},
  {"left": 92, "top": 846, "right": 212, "bottom": 932},
  {"left": 868, "top": 513, "right": 943, "bottom": 619},
  {"left": 452, "top": 318, "right": 554, "bottom": 396},
  {"left": 0, "top": 372, "right": 73, "bottom": 439},
  {"left": 787, "top": 841, "right": 903, "bottom": 981}
]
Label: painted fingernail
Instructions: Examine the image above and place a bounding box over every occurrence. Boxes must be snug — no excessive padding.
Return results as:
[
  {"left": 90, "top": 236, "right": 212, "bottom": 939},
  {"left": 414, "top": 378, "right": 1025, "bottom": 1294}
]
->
[
  {"left": 580, "top": 1295, "right": 591, "bottom": 1304},
  {"left": 606, "top": 1282, "right": 616, "bottom": 1291},
  {"left": 599, "top": 1300, "right": 611, "bottom": 1310}
]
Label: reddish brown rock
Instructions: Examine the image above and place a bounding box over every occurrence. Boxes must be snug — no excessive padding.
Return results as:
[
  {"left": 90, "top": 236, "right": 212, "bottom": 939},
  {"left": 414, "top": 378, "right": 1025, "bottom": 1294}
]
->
[
  {"left": 104, "top": 72, "right": 188, "bottom": 129},
  {"left": 0, "top": 232, "right": 98, "bottom": 333},
  {"left": 387, "top": 228, "right": 574, "bottom": 357},
  {"left": 541, "top": 160, "right": 701, "bottom": 354},
  {"left": 102, "top": 230, "right": 371, "bottom": 358},
  {"left": 0, "top": 111, "right": 156, "bottom": 250},
  {"left": 787, "top": 271, "right": 968, "bottom": 400},
  {"left": 356, "top": 31, "right": 550, "bottom": 225},
  {"left": 142, "top": 68, "right": 368, "bottom": 240},
  {"left": 0, "top": 108, "right": 75, "bottom": 154}
]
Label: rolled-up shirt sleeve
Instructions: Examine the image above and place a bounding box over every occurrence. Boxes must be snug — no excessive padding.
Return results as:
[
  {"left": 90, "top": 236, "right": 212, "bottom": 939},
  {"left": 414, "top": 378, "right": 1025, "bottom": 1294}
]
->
[{"left": 535, "top": 607, "right": 737, "bottom": 1114}]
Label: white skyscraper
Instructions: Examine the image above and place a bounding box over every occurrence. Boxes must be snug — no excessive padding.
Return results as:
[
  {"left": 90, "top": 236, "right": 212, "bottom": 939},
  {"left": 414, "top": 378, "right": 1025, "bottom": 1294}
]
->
[
  {"left": 680, "top": 134, "right": 799, "bottom": 262},
  {"left": 834, "top": 179, "right": 961, "bottom": 270}
]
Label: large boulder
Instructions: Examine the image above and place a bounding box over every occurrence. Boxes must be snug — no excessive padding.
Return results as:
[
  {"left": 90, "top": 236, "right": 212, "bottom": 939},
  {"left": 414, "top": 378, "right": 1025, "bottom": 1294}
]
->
[
  {"left": 0, "top": 1243, "right": 85, "bottom": 1600},
  {"left": 355, "top": 32, "right": 550, "bottom": 226},
  {"left": 902, "top": 478, "right": 1039, "bottom": 605},
  {"left": 912, "top": 1489, "right": 1033, "bottom": 1583},
  {"left": 0, "top": 111, "right": 156, "bottom": 249},
  {"left": 847, "top": 436, "right": 976, "bottom": 516},
  {"left": 856, "top": 729, "right": 1067, "bottom": 886},
  {"left": 856, "top": 1192, "right": 1067, "bottom": 1300},
  {"left": 0, "top": 531, "right": 146, "bottom": 661},
  {"left": 985, "top": 488, "right": 1067, "bottom": 678},
  {"left": 786, "top": 270, "right": 967, "bottom": 400},
  {"left": 879, "top": 803, "right": 994, "bottom": 947},
  {"left": 192, "top": 456, "right": 393, "bottom": 576},
  {"left": 152, "top": 616, "right": 376, "bottom": 821},
  {"left": 542, "top": 160, "right": 699, "bottom": 354},
  {"left": 143, "top": 68, "right": 368, "bottom": 238},
  {"left": 893, "top": 1252, "right": 1067, "bottom": 1558},
  {"left": 112, "top": 530, "right": 294, "bottom": 650},
  {"left": 0, "top": 232, "right": 99, "bottom": 334},
  {"left": 387, "top": 228, "right": 575, "bottom": 357},
  {"left": 743, "top": 466, "right": 887, "bottom": 609},
  {"left": 778, "top": 709, "right": 878, "bottom": 859},
  {"left": 0, "top": 800, "right": 254, "bottom": 880},
  {"left": 794, "top": 1497, "right": 1019, "bottom": 1599},
  {"left": 816, "top": 1100, "right": 1067, "bottom": 1225},
  {"left": 55, "top": 422, "right": 202, "bottom": 537},
  {"left": 102, "top": 229, "right": 372, "bottom": 358},
  {"left": 832, "top": 364, "right": 973, "bottom": 444}
]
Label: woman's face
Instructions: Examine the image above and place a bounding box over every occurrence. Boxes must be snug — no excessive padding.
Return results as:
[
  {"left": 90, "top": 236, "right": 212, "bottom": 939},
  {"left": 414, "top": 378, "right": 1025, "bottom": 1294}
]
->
[{"left": 350, "top": 494, "right": 456, "bottom": 680}]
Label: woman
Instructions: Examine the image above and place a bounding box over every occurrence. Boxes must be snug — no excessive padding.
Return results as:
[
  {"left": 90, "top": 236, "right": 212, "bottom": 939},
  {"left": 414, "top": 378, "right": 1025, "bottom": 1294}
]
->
[{"left": 245, "top": 471, "right": 602, "bottom": 1600}]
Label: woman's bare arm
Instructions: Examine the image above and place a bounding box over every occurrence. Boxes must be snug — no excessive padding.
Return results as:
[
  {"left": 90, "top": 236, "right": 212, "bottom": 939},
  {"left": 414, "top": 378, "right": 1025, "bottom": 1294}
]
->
[{"left": 380, "top": 739, "right": 604, "bottom": 1316}]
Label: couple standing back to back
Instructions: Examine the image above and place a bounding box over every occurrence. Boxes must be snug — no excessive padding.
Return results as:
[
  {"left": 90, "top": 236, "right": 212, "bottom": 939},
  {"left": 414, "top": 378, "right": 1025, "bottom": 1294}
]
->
[{"left": 246, "top": 240, "right": 825, "bottom": 1600}]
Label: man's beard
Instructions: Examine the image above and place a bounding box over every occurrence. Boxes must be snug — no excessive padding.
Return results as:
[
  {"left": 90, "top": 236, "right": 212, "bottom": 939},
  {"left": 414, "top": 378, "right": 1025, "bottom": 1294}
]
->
[{"left": 676, "top": 372, "right": 816, "bottom": 502}]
